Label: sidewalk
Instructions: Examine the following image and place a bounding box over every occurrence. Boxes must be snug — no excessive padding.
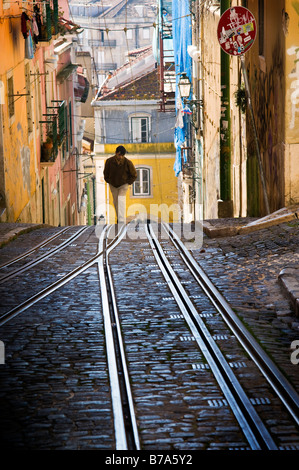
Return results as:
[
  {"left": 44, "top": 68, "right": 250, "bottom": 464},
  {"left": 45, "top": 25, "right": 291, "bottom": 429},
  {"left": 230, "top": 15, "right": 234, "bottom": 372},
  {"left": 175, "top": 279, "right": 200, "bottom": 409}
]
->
[
  {"left": 202, "top": 205, "right": 299, "bottom": 238},
  {"left": 0, "top": 223, "right": 48, "bottom": 248},
  {"left": 200, "top": 204, "right": 299, "bottom": 322}
]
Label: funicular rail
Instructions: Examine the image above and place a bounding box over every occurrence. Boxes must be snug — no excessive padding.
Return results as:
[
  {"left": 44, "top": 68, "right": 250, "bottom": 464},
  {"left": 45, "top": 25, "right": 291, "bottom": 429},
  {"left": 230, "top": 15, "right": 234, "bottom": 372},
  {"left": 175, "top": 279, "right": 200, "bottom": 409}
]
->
[
  {"left": 0, "top": 227, "right": 71, "bottom": 270},
  {"left": 0, "top": 226, "right": 89, "bottom": 284},
  {"left": 98, "top": 224, "right": 140, "bottom": 450},
  {"left": 161, "top": 221, "right": 299, "bottom": 429},
  {"left": 146, "top": 220, "right": 291, "bottom": 450}
]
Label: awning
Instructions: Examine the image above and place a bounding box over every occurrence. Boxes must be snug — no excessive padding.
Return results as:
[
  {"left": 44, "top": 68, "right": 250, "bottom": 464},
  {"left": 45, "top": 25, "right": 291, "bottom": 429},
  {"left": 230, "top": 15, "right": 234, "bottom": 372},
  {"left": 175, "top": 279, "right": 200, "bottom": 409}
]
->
[
  {"left": 56, "top": 63, "right": 78, "bottom": 83},
  {"left": 74, "top": 74, "right": 90, "bottom": 103}
]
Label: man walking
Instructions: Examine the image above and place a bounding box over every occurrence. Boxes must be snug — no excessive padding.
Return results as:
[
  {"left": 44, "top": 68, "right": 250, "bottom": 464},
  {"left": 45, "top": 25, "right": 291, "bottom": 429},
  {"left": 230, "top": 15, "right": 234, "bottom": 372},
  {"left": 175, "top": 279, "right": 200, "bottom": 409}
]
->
[{"left": 103, "top": 145, "right": 137, "bottom": 223}]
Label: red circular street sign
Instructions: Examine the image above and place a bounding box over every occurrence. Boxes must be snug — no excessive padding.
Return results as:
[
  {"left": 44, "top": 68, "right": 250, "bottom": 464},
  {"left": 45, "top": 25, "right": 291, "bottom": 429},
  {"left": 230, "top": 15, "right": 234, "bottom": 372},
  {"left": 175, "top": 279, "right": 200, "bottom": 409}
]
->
[{"left": 217, "top": 6, "right": 257, "bottom": 56}]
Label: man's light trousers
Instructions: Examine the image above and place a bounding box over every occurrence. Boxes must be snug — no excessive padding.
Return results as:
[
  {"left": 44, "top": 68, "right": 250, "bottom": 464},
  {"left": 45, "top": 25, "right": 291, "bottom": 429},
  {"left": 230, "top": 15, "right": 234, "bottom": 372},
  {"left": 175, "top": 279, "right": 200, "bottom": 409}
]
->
[{"left": 109, "top": 183, "right": 128, "bottom": 223}]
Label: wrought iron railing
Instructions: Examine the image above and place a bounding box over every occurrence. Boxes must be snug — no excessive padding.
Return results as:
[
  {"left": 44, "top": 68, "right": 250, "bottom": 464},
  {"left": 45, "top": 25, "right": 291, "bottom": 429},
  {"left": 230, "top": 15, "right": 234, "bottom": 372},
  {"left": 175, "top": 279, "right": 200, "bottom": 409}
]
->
[{"left": 40, "top": 100, "right": 66, "bottom": 163}]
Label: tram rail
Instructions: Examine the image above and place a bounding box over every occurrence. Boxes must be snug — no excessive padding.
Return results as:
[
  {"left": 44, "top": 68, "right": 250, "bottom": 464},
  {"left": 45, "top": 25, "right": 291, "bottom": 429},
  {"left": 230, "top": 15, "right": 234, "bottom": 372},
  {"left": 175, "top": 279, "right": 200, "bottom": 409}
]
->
[
  {"left": 145, "top": 221, "right": 277, "bottom": 450},
  {"left": 0, "top": 227, "right": 71, "bottom": 270},
  {"left": 161, "top": 221, "right": 299, "bottom": 429},
  {"left": 0, "top": 222, "right": 140, "bottom": 450},
  {"left": 0, "top": 226, "right": 89, "bottom": 285},
  {"left": 0, "top": 225, "right": 119, "bottom": 327},
  {"left": 98, "top": 224, "right": 140, "bottom": 450},
  {"left": 1, "top": 220, "right": 299, "bottom": 450}
]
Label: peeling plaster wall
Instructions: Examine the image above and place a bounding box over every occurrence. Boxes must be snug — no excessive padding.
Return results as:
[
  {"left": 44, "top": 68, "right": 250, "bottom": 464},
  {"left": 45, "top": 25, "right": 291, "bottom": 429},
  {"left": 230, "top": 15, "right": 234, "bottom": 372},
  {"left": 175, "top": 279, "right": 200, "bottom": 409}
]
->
[{"left": 200, "top": 1, "right": 246, "bottom": 219}]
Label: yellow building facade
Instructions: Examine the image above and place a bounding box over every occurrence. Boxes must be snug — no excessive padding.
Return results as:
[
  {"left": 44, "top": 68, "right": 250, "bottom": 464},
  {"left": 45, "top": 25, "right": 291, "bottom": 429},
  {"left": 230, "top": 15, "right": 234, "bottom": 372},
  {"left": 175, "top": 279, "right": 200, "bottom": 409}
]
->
[
  {"left": 0, "top": 0, "right": 39, "bottom": 222},
  {"left": 95, "top": 143, "right": 179, "bottom": 224},
  {"left": 93, "top": 52, "right": 180, "bottom": 225}
]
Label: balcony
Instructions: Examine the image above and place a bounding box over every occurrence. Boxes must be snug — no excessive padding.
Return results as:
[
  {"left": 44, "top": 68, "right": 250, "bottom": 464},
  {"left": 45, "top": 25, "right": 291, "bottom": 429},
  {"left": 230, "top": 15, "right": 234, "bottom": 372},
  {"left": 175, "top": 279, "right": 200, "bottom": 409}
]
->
[
  {"left": 39, "top": 0, "right": 59, "bottom": 43},
  {"left": 101, "top": 40, "right": 117, "bottom": 47},
  {"left": 40, "top": 100, "right": 66, "bottom": 163},
  {"left": 95, "top": 63, "right": 117, "bottom": 72}
]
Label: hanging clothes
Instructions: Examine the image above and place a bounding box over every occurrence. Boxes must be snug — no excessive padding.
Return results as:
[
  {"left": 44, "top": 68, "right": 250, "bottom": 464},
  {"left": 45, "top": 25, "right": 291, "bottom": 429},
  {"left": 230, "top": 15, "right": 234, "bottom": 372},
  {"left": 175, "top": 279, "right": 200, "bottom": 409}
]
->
[
  {"left": 25, "top": 29, "right": 34, "bottom": 59},
  {"left": 21, "top": 12, "right": 30, "bottom": 39},
  {"left": 33, "top": 5, "right": 42, "bottom": 42},
  {"left": 172, "top": 0, "right": 192, "bottom": 177},
  {"left": 32, "top": 14, "right": 40, "bottom": 44}
]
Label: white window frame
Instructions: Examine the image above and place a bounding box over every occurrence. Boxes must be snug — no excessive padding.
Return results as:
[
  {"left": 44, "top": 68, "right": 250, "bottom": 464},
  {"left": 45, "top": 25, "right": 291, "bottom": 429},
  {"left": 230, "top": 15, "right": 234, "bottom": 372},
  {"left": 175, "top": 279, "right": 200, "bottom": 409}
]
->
[
  {"left": 132, "top": 166, "right": 152, "bottom": 197},
  {"left": 129, "top": 113, "right": 151, "bottom": 143}
]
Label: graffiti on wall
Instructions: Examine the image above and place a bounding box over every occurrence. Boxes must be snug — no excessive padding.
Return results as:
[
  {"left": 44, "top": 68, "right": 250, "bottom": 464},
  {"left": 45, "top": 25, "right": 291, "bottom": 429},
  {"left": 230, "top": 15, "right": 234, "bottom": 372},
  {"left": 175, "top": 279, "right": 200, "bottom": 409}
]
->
[{"left": 287, "top": 45, "right": 299, "bottom": 129}]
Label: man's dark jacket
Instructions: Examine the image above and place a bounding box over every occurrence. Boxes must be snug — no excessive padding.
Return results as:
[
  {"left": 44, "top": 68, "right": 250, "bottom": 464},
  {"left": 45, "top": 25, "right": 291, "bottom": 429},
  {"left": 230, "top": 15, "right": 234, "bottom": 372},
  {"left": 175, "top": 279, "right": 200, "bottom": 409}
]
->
[{"left": 104, "top": 156, "right": 137, "bottom": 188}]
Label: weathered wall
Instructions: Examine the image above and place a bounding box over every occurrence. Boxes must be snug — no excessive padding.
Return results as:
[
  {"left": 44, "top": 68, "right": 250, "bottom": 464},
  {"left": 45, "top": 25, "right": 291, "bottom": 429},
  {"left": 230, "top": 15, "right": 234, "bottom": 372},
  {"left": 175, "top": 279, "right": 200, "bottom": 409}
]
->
[
  {"left": 198, "top": 1, "right": 246, "bottom": 219},
  {"left": 200, "top": 5, "right": 221, "bottom": 219},
  {"left": 0, "top": 3, "right": 36, "bottom": 222},
  {"left": 246, "top": 0, "right": 286, "bottom": 215},
  {"left": 285, "top": 0, "right": 299, "bottom": 205}
]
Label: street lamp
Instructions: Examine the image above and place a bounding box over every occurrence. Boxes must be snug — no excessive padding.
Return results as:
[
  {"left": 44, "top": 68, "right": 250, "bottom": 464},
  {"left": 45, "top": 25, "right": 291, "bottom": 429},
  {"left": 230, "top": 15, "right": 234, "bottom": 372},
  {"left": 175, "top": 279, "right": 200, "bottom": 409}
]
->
[
  {"left": 178, "top": 72, "right": 203, "bottom": 108},
  {"left": 178, "top": 73, "right": 192, "bottom": 99}
]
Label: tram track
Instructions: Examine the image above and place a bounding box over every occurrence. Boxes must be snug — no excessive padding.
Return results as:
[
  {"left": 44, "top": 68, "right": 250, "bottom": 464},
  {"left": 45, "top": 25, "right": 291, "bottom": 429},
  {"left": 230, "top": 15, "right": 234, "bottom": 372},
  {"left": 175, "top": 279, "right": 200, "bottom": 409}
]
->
[
  {"left": 0, "top": 226, "right": 72, "bottom": 270},
  {"left": 0, "top": 225, "right": 121, "bottom": 327},
  {"left": 98, "top": 224, "right": 140, "bottom": 450},
  {"left": 0, "top": 226, "right": 89, "bottom": 285},
  {"left": 1, "top": 220, "right": 299, "bottom": 450},
  {"left": 145, "top": 221, "right": 278, "bottom": 450},
  {"left": 161, "top": 221, "right": 299, "bottom": 430}
]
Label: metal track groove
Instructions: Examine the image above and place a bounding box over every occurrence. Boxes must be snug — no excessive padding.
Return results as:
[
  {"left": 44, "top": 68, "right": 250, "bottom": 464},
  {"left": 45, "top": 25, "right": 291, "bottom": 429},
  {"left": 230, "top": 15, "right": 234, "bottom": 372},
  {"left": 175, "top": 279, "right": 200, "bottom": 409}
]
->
[
  {"left": 0, "top": 226, "right": 89, "bottom": 284},
  {"left": 0, "top": 225, "right": 121, "bottom": 327},
  {"left": 146, "top": 221, "right": 277, "bottom": 450},
  {"left": 162, "top": 221, "right": 299, "bottom": 429},
  {"left": 98, "top": 224, "right": 140, "bottom": 450}
]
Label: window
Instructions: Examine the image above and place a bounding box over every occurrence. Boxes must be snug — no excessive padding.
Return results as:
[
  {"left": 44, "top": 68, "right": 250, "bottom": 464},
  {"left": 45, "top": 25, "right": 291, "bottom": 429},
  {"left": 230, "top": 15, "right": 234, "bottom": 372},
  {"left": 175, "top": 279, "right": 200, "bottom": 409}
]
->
[
  {"left": 131, "top": 116, "right": 149, "bottom": 143},
  {"left": 133, "top": 167, "right": 151, "bottom": 196},
  {"left": 7, "top": 75, "right": 14, "bottom": 119}
]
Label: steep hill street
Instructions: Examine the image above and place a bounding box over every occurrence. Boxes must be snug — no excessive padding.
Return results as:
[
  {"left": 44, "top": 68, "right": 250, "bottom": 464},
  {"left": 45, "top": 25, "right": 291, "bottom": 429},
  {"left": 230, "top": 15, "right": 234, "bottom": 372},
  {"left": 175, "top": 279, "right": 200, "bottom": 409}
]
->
[{"left": 0, "top": 211, "right": 298, "bottom": 452}]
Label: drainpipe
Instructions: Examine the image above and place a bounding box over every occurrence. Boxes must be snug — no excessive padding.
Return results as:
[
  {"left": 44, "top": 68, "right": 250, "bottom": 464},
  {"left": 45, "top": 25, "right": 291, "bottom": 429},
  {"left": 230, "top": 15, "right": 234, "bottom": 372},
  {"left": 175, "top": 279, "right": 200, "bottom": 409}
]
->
[
  {"left": 87, "top": 179, "right": 92, "bottom": 225},
  {"left": 92, "top": 175, "right": 96, "bottom": 225},
  {"left": 219, "top": 0, "right": 233, "bottom": 217}
]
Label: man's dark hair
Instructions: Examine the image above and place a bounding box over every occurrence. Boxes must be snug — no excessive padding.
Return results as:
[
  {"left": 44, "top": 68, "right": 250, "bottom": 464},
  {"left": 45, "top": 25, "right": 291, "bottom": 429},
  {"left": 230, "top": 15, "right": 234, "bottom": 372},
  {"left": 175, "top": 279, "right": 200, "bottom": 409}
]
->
[{"left": 116, "top": 145, "right": 127, "bottom": 155}]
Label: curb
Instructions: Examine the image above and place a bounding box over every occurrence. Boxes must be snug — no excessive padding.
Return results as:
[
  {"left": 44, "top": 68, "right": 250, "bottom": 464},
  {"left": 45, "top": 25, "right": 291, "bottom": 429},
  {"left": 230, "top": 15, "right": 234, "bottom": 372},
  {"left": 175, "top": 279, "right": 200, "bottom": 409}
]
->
[
  {"left": 203, "top": 206, "right": 299, "bottom": 238},
  {"left": 278, "top": 268, "right": 299, "bottom": 318},
  {"left": 0, "top": 224, "right": 49, "bottom": 248}
]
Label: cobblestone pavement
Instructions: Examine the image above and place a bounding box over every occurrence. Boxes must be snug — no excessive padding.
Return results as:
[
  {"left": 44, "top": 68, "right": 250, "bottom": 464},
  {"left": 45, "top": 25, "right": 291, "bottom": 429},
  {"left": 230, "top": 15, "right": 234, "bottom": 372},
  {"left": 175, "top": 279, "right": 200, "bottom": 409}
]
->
[{"left": 0, "top": 218, "right": 298, "bottom": 451}]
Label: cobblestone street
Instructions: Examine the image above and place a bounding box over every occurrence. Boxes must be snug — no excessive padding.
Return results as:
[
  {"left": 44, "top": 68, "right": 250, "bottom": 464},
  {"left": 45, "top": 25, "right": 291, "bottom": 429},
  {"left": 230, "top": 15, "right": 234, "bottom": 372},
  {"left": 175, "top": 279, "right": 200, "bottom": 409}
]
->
[{"left": 0, "top": 214, "right": 298, "bottom": 453}]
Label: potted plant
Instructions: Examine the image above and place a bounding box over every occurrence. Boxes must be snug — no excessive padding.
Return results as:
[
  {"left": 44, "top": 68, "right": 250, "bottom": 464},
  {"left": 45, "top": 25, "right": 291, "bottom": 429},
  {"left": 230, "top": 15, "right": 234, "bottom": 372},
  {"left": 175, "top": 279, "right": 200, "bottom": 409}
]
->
[{"left": 41, "top": 135, "right": 53, "bottom": 162}]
